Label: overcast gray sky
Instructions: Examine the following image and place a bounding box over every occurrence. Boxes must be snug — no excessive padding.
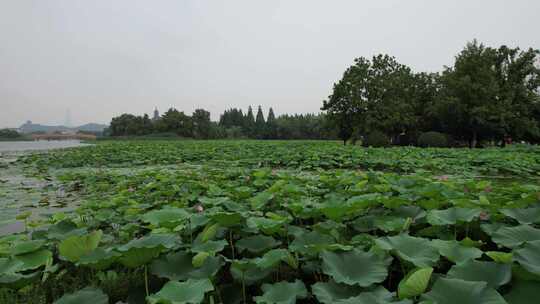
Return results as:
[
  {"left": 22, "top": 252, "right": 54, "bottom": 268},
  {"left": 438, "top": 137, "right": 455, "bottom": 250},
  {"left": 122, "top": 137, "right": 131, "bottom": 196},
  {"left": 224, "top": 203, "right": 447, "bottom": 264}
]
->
[{"left": 1, "top": 0, "right": 539, "bottom": 127}]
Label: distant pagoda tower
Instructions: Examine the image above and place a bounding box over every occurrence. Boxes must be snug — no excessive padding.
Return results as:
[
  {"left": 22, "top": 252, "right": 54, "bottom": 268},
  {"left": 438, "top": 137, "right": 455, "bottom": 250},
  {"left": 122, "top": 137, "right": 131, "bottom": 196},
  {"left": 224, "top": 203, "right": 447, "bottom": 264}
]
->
[{"left": 152, "top": 107, "right": 160, "bottom": 121}]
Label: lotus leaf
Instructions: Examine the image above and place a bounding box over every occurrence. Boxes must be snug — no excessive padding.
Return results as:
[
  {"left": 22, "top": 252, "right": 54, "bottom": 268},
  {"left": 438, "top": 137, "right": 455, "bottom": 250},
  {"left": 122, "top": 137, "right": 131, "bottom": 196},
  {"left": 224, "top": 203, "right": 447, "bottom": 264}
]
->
[
  {"left": 447, "top": 260, "right": 511, "bottom": 288},
  {"left": 431, "top": 239, "right": 483, "bottom": 264},
  {"left": 513, "top": 240, "right": 540, "bottom": 275},
  {"left": 311, "top": 280, "right": 362, "bottom": 303},
  {"left": 54, "top": 287, "right": 108, "bottom": 304},
  {"left": 151, "top": 251, "right": 223, "bottom": 280},
  {"left": 254, "top": 280, "right": 307, "bottom": 304},
  {"left": 398, "top": 267, "right": 433, "bottom": 299},
  {"left": 501, "top": 206, "right": 540, "bottom": 224},
  {"left": 427, "top": 208, "right": 482, "bottom": 226},
  {"left": 142, "top": 208, "right": 190, "bottom": 228},
  {"left": 236, "top": 235, "right": 281, "bottom": 254},
  {"left": 421, "top": 278, "right": 507, "bottom": 304},
  {"left": 375, "top": 234, "right": 439, "bottom": 267},
  {"left": 492, "top": 225, "right": 540, "bottom": 248},
  {"left": 147, "top": 278, "right": 213, "bottom": 304},
  {"left": 59, "top": 230, "right": 102, "bottom": 262},
  {"left": 321, "top": 249, "right": 391, "bottom": 287}
]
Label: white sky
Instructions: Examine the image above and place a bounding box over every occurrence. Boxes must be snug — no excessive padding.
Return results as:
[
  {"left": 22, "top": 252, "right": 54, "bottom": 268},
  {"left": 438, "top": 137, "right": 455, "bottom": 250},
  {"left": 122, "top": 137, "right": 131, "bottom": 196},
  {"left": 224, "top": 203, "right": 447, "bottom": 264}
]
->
[{"left": 1, "top": 0, "right": 539, "bottom": 127}]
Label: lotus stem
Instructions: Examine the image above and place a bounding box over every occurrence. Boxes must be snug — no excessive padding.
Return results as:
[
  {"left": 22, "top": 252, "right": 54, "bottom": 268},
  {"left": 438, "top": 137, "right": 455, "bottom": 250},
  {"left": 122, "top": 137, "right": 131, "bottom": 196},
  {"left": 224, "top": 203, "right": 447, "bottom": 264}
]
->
[
  {"left": 144, "top": 265, "right": 149, "bottom": 297},
  {"left": 229, "top": 230, "right": 235, "bottom": 259}
]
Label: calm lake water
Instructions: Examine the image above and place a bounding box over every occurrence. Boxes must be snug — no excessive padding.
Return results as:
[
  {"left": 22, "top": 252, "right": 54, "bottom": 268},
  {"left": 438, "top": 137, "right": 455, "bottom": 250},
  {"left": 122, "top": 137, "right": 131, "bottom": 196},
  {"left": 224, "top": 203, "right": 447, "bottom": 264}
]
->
[{"left": 0, "top": 140, "right": 90, "bottom": 152}]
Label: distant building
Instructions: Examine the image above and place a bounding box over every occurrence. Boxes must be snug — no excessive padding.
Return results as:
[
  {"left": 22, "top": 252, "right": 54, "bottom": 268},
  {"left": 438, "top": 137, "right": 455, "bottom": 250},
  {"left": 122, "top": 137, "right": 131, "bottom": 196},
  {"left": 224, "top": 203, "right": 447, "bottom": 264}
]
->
[{"left": 153, "top": 107, "right": 160, "bottom": 121}]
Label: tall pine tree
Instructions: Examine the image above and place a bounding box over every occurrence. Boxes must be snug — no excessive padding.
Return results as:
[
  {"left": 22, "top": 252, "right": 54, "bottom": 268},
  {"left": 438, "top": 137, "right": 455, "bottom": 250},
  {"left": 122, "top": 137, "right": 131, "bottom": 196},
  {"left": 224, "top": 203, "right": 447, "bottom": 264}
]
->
[
  {"left": 266, "top": 107, "right": 277, "bottom": 139},
  {"left": 255, "top": 106, "right": 266, "bottom": 139}
]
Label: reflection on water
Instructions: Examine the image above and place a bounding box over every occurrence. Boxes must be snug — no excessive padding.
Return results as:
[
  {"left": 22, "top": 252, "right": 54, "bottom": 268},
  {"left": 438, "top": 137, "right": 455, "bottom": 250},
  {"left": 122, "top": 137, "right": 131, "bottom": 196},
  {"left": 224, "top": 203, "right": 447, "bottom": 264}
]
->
[{"left": 0, "top": 140, "right": 90, "bottom": 152}]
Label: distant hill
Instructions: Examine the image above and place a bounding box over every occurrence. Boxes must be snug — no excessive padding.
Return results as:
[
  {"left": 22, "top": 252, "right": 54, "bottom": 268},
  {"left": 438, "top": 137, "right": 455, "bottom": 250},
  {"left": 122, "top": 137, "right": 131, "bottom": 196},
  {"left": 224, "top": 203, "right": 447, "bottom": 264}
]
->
[{"left": 19, "top": 121, "right": 108, "bottom": 134}]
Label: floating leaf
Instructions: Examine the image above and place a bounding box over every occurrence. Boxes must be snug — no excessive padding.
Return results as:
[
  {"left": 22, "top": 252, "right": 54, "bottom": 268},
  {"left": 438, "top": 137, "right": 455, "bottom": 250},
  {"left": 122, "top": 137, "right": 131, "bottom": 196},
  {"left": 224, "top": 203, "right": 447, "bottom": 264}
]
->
[
  {"left": 147, "top": 279, "right": 213, "bottom": 304},
  {"left": 11, "top": 240, "right": 45, "bottom": 256},
  {"left": 321, "top": 249, "right": 391, "bottom": 287}
]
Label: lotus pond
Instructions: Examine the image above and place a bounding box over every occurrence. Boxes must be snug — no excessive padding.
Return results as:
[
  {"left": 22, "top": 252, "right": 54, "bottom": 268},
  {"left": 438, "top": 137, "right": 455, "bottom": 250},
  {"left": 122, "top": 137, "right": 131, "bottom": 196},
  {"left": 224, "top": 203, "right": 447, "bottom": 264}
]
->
[{"left": 1, "top": 140, "right": 540, "bottom": 303}]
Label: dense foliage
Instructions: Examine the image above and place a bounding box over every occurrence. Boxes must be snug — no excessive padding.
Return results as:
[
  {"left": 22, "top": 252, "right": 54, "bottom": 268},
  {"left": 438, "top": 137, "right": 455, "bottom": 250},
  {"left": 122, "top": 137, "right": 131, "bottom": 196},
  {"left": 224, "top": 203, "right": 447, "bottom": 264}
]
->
[
  {"left": 1, "top": 140, "right": 540, "bottom": 303},
  {"left": 418, "top": 132, "right": 448, "bottom": 148},
  {"left": 108, "top": 107, "right": 337, "bottom": 140},
  {"left": 323, "top": 40, "right": 540, "bottom": 147}
]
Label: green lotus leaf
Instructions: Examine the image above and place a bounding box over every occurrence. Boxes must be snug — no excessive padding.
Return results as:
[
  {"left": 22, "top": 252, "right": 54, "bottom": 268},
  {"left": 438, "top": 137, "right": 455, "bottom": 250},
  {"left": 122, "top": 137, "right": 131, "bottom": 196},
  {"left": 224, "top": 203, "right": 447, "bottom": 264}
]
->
[
  {"left": 373, "top": 216, "right": 408, "bottom": 233},
  {"left": 236, "top": 235, "right": 281, "bottom": 254},
  {"left": 230, "top": 259, "right": 273, "bottom": 285},
  {"left": 431, "top": 239, "right": 483, "bottom": 264},
  {"left": 77, "top": 248, "right": 121, "bottom": 270},
  {"left": 504, "top": 279, "right": 540, "bottom": 304},
  {"left": 197, "top": 223, "right": 220, "bottom": 243},
  {"left": 151, "top": 251, "right": 223, "bottom": 280},
  {"left": 492, "top": 225, "right": 540, "bottom": 248},
  {"left": 398, "top": 267, "right": 433, "bottom": 299},
  {"left": 191, "top": 240, "right": 227, "bottom": 254},
  {"left": 289, "top": 231, "right": 337, "bottom": 255},
  {"left": 0, "top": 272, "right": 39, "bottom": 289},
  {"left": 192, "top": 252, "right": 209, "bottom": 267},
  {"left": 311, "top": 280, "right": 362, "bottom": 304},
  {"left": 447, "top": 260, "right": 511, "bottom": 288},
  {"left": 13, "top": 249, "right": 52, "bottom": 271},
  {"left": 249, "top": 192, "right": 274, "bottom": 210},
  {"left": 118, "top": 234, "right": 178, "bottom": 268},
  {"left": 253, "top": 249, "right": 291, "bottom": 269},
  {"left": 210, "top": 212, "right": 244, "bottom": 227},
  {"left": 47, "top": 219, "right": 87, "bottom": 240},
  {"left": 321, "top": 248, "right": 391, "bottom": 287},
  {"left": 147, "top": 279, "right": 213, "bottom": 304},
  {"left": 0, "top": 257, "right": 24, "bottom": 273},
  {"left": 246, "top": 217, "right": 285, "bottom": 235},
  {"left": 426, "top": 208, "right": 482, "bottom": 226},
  {"left": 514, "top": 240, "right": 540, "bottom": 275},
  {"left": 485, "top": 251, "right": 513, "bottom": 264},
  {"left": 501, "top": 207, "right": 540, "bottom": 224},
  {"left": 375, "top": 234, "right": 439, "bottom": 267},
  {"left": 10, "top": 240, "right": 45, "bottom": 255},
  {"left": 421, "top": 278, "right": 507, "bottom": 304},
  {"left": 254, "top": 280, "right": 307, "bottom": 304},
  {"left": 335, "top": 286, "right": 411, "bottom": 304},
  {"left": 142, "top": 208, "right": 190, "bottom": 228},
  {"left": 54, "top": 287, "right": 108, "bottom": 304},
  {"left": 59, "top": 230, "right": 102, "bottom": 262}
]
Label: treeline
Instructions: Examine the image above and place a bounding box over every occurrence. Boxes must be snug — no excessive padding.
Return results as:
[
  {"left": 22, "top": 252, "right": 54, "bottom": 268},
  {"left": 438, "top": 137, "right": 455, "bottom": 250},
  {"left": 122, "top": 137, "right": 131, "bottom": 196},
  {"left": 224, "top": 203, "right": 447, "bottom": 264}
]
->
[
  {"left": 107, "top": 106, "right": 337, "bottom": 139},
  {"left": 323, "top": 40, "right": 540, "bottom": 147}
]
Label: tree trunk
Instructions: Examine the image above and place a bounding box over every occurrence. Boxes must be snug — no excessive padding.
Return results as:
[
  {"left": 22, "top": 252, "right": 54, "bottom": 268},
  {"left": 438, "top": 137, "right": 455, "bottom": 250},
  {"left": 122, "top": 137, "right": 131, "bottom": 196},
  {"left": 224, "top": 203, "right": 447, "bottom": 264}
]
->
[{"left": 470, "top": 131, "right": 478, "bottom": 148}]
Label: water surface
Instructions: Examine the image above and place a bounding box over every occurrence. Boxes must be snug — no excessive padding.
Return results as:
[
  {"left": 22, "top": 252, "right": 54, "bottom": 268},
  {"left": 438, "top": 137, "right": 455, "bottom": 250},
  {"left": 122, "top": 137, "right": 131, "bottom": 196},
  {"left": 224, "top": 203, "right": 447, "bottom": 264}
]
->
[{"left": 0, "top": 140, "right": 90, "bottom": 152}]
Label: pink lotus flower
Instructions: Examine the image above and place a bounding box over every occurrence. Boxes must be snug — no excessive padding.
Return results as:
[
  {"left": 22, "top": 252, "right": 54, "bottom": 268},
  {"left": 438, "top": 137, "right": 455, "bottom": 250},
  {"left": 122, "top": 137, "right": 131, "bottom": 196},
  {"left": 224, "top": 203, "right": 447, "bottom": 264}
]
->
[
  {"left": 127, "top": 187, "right": 135, "bottom": 192},
  {"left": 484, "top": 186, "right": 492, "bottom": 193},
  {"left": 436, "top": 175, "right": 449, "bottom": 181}
]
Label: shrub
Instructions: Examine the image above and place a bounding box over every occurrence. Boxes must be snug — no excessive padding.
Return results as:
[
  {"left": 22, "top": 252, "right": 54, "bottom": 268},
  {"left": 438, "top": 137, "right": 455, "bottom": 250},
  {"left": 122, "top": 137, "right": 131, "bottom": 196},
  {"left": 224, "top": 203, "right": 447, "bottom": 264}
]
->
[
  {"left": 418, "top": 131, "right": 448, "bottom": 147},
  {"left": 363, "top": 131, "right": 390, "bottom": 147}
]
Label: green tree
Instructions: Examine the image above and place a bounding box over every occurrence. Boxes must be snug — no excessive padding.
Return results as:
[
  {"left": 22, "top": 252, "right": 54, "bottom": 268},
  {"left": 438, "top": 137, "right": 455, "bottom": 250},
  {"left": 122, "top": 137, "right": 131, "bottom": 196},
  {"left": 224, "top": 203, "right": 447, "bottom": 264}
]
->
[
  {"left": 192, "top": 109, "right": 211, "bottom": 139},
  {"left": 265, "top": 107, "right": 277, "bottom": 139},
  {"left": 160, "top": 108, "right": 193, "bottom": 137},
  {"left": 244, "top": 106, "right": 256, "bottom": 137},
  {"left": 438, "top": 40, "right": 500, "bottom": 147},
  {"left": 255, "top": 106, "right": 266, "bottom": 139}
]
